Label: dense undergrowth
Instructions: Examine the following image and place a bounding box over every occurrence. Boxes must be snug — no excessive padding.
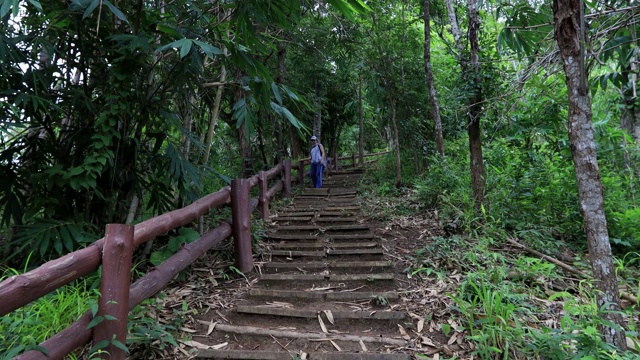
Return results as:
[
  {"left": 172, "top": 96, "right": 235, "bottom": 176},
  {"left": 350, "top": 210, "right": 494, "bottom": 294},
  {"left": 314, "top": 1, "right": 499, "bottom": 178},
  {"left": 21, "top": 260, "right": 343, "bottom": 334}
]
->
[{"left": 364, "top": 140, "right": 640, "bottom": 359}]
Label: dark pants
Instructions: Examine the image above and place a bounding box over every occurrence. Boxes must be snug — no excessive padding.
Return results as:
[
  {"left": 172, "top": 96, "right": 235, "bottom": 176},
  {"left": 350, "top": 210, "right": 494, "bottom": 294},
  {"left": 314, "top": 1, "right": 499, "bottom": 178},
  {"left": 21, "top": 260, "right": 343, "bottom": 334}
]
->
[{"left": 310, "top": 162, "right": 324, "bottom": 188}]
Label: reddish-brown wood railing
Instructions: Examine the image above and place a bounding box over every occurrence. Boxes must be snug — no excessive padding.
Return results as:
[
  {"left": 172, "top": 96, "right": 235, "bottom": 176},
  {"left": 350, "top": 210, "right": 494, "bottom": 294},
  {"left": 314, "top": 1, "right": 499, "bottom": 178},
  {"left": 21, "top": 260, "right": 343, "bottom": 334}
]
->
[{"left": 1, "top": 151, "right": 388, "bottom": 359}]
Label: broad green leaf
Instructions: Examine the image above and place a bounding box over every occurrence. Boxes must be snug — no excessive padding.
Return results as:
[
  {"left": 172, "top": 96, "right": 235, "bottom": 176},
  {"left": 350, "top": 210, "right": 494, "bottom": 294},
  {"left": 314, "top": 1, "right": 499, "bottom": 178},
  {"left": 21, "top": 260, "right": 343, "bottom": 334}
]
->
[
  {"left": 156, "top": 24, "right": 182, "bottom": 39},
  {"left": 83, "top": 0, "right": 100, "bottom": 19},
  {"left": 89, "top": 339, "right": 110, "bottom": 353},
  {"left": 27, "top": 0, "right": 43, "bottom": 11},
  {"left": 271, "top": 83, "right": 282, "bottom": 105},
  {"left": 60, "top": 226, "right": 74, "bottom": 252},
  {"left": 103, "top": 0, "right": 128, "bottom": 23},
  {"left": 53, "top": 236, "right": 63, "bottom": 254},
  {"left": 0, "top": 0, "right": 19, "bottom": 18},
  {"left": 193, "top": 40, "right": 223, "bottom": 57},
  {"left": 156, "top": 38, "right": 188, "bottom": 53},
  {"left": 87, "top": 315, "right": 104, "bottom": 329},
  {"left": 180, "top": 39, "right": 193, "bottom": 59},
  {"left": 111, "top": 339, "right": 129, "bottom": 353}
]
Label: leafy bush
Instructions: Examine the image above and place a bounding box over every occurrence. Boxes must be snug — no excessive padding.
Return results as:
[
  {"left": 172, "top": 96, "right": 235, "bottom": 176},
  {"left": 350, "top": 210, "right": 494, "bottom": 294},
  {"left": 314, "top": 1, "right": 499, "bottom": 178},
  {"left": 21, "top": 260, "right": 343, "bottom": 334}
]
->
[{"left": 150, "top": 228, "right": 200, "bottom": 266}]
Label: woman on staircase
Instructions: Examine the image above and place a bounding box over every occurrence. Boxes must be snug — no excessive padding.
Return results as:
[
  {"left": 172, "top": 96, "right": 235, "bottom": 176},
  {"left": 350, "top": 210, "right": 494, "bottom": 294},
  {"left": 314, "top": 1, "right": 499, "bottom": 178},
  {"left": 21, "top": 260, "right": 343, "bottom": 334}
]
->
[{"left": 309, "top": 135, "right": 326, "bottom": 188}]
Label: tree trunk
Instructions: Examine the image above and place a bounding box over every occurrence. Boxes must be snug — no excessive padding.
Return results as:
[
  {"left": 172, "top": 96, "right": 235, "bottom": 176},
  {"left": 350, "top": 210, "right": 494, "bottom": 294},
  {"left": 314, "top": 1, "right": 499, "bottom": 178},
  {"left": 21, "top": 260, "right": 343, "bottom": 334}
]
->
[
  {"left": 467, "top": 0, "right": 485, "bottom": 210},
  {"left": 391, "top": 99, "right": 402, "bottom": 187},
  {"left": 289, "top": 125, "right": 302, "bottom": 159},
  {"left": 234, "top": 80, "right": 253, "bottom": 178},
  {"left": 358, "top": 75, "right": 365, "bottom": 165},
  {"left": 181, "top": 91, "right": 195, "bottom": 160},
  {"left": 275, "top": 44, "right": 287, "bottom": 163},
  {"left": 423, "top": 0, "right": 444, "bottom": 156},
  {"left": 553, "top": 0, "right": 626, "bottom": 349},
  {"left": 313, "top": 80, "right": 322, "bottom": 139},
  {"left": 444, "top": 0, "right": 464, "bottom": 56},
  {"left": 202, "top": 60, "right": 227, "bottom": 167}
]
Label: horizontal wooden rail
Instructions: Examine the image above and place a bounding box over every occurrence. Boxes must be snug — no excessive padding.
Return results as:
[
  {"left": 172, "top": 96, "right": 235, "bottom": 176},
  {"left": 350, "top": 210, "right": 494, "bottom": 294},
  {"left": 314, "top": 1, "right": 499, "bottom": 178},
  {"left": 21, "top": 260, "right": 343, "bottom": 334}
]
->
[
  {"left": 265, "top": 163, "right": 284, "bottom": 180},
  {"left": 0, "top": 188, "right": 232, "bottom": 317},
  {"left": 18, "top": 224, "right": 233, "bottom": 360}
]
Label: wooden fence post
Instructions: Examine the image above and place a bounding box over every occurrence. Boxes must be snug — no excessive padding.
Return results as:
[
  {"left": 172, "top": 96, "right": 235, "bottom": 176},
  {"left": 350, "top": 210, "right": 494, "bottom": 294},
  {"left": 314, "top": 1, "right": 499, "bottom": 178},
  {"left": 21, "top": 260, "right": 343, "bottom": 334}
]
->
[
  {"left": 283, "top": 159, "right": 292, "bottom": 197},
  {"left": 94, "top": 224, "right": 134, "bottom": 360},
  {"left": 334, "top": 155, "right": 339, "bottom": 171},
  {"left": 231, "top": 179, "right": 253, "bottom": 273},
  {"left": 258, "top": 171, "right": 269, "bottom": 220},
  {"left": 298, "top": 160, "right": 304, "bottom": 186},
  {"left": 352, "top": 153, "right": 356, "bottom": 168}
]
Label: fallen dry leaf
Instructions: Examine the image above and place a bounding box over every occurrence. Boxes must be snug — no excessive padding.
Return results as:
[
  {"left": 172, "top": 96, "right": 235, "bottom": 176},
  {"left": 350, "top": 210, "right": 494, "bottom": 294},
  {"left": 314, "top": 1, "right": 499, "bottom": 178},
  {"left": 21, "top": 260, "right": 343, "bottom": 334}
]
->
[
  {"left": 421, "top": 336, "right": 437, "bottom": 347},
  {"left": 359, "top": 340, "right": 368, "bottom": 352},
  {"left": 323, "top": 310, "right": 335, "bottom": 324},
  {"left": 207, "top": 321, "right": 217, "bottom": 335},
  {"left": 318, "top": 314, "right": 328, "bottom": 333},
  {"left": 447, "top": 333, "right": 457, "bottom": 345},
  {"left": 330, "top": 340, "right": 342, "bottom": 351}
]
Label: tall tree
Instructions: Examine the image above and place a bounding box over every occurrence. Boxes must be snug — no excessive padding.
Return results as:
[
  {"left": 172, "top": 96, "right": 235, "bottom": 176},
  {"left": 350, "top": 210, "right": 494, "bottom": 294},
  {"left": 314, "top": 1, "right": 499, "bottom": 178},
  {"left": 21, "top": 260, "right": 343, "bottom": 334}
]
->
[
  {"left": 423, "top": 0, "right": 445, "bottom": 156},
  {"left": 552, "top": 0, "right": 626, "bottom": 348},
  {"left": 444, "top": 0, "right": 486, "bottom": 209}
]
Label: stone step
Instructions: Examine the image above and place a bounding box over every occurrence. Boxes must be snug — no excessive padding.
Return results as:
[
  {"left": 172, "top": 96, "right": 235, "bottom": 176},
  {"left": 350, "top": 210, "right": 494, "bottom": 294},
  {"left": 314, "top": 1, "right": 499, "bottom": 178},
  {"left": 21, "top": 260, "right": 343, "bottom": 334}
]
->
[
  {"left": 236, "top": 305, "right": 404, "bottom": 320},
  {"left": 266, "top": 234, "right": 317, "bottom": 240},
  {"left": 288, "top": 206, "right": 361, "bottom": 211},
  {"left": 270, "top": 248, "right": 383, "bottom": 257},
  {"left": 272, "top": 216, "right": 313, "bottom": 221},
  {"left": 249, "top": 289, "right": 399, "bottom": 301},
  {"left": 270, "top": 250, "right": 324, "bottom": 257},
  {"left": 319, "top": 211, "right": 357, "bottom": 216},
  {"left": 275, "top": 224, "right": 369, "bottom": 231},
  {"left": 327, "top": 249, "right": 383, "bottom": 255},
  {"left": 272, "top": 211, "right": 316, "bottom": 217},
  {"left": 315, "top": 217, "right": 358, "bottom": 222},
  {"left": 271, "top": 242, "right": 379, "bottom": 249},
  {"left": 198, "top": 349, "right": 410, "bottom": 359},
  {"left": 331, "top": 234, "right": 376, "bottom": 240},
  {"left": 263, "top": 260, "right": 393, "bottom": 270},
  {"left": 260, "top": 273, "right": 394, "bottom": 281},
  {"left": 295, "top": 199, "right": 356, "bottom": 204}
]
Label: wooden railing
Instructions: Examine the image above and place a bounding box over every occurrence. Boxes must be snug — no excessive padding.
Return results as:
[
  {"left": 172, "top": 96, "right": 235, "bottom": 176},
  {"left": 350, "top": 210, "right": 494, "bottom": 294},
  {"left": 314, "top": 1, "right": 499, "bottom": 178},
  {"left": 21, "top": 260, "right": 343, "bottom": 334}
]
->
[{"left": 0, "top": 151, "right": 388, "bottom": 360}]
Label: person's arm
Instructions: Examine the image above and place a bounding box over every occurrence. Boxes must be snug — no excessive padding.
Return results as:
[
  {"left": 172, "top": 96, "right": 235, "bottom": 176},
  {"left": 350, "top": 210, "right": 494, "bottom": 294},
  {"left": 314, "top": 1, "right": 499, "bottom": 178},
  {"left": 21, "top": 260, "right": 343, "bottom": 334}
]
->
[{"left": 320, "top": 144, "right": 326, "bottom": 164}]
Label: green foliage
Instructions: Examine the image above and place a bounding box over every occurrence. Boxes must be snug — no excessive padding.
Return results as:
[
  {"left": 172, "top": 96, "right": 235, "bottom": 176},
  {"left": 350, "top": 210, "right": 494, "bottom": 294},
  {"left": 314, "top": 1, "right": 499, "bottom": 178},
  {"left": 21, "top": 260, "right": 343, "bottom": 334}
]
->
[
  {"left": 150, "top": 228, "right": 200, "bottom": 266},
  {"left": 0, "top": 273, "right": 99, "bottom": 359},
  {"left": 4, "top": 219, "right": 99, "bottom": 264},
  {"left": 451, "top": 281, "right": 529, "bottom": 359},
  {"left": 127, "top": 296, "right": 180, "bottom": 355}
]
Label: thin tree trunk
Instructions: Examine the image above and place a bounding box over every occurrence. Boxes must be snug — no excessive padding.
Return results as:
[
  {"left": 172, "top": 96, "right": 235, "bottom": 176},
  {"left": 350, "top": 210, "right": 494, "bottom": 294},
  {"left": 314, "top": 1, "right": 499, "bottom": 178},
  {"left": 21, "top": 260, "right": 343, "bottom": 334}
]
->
[
  {"left": 289, "top": 126, "right": 301, "bottom": 159},
  {"left": 234, "top": 74, "right": 253, "bottom": 177},
  {"left": 202, "top": 60, "right": 227, "bottom": 166},
  {"left": 445, "top": 0, "right": 464, "bottom": 56},
  {"left": 313, "top": 80, "right": 322, "bottom": 139},
  {"left": 275, "top": 45, "right": 287, "bottom": 163},
  {"left": 182, "top": 91, "right": 195, "bottom": 160},
  {"left": 553, "top": 0, "right": 626, "bottom": 349},
  {"left": 400, "top": 0, "right": 407, "bottom": 97},
  {"left": 423, "top": 0, "right": 444, "bottom": 156},
  {"left": 358, "top": 75, "right": 365, "bottom": 165},
  {"left": 391, "top": 99, "right": 402, "bottom": 187},
  {"left": 467, "top": 0, "right": 485, "bottom": 209},
  {"left": 257, "top": 115, "right": 269, "bottom": 169}
]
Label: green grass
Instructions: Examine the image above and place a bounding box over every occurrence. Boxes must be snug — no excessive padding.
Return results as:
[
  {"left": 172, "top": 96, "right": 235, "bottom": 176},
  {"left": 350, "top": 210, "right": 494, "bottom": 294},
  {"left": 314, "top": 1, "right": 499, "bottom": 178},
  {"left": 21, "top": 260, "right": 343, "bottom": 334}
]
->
[{"left": 0, "top": 267, "right": 98, "bottom": 359}]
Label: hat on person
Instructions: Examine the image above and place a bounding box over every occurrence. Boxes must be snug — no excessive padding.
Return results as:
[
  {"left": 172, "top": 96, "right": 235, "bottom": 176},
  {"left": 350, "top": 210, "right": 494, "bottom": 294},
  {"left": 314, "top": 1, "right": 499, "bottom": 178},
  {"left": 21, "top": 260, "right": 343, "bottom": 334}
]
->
[{"left": 310, "top": 135, "right": 317, "bottom": 141}]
